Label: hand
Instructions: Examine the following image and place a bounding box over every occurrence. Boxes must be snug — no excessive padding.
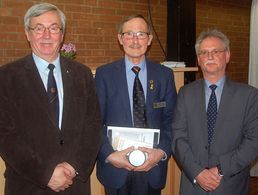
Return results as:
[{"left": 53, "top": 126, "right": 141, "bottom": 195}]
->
[
  {"left": 106, "top": 146, "right": 135, "bottom": 171},
  {"left": 134, "top": 147, "right": 164, "bottom": 172},
  {"left": 209, "top": 166, "right": 223, "bottom": 178},
  {"left": 47, "top": 162, "right": 76, "bottom": 192},
  {"left": 195, "top": 168, "right": 222, "bottom": 191},
  {"left": 58, "top": 162, "right": 77, "bottom": 178}
]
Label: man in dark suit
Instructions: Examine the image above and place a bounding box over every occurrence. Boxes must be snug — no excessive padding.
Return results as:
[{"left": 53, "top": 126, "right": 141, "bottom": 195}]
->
[
  {"left": 0, "top": 3, "right": 101, "bottom": 195},
  {"left": 95, "top": 15, "right": 177, "bottom": 195},
  {"left": 172, "top": 29, "right": 258, "bottom": 195}
]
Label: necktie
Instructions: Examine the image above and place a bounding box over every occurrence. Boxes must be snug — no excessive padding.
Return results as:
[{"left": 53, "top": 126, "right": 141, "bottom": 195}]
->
[
  {"left": 207, "top": 84, "right": 217, "bottom": 144},
  {"left": 47, "top": 64, "right": 59, "bottom": 125},
  {"left": 132, "top": 66, "right": 148, "bottom": 128}
]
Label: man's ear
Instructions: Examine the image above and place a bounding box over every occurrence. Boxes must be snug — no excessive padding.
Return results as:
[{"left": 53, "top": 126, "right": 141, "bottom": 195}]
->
[
  {"left": 118, "top": 34, "right": 123, "bottom": 45},
  {"left": 225, "top": 50, "right": 231, "bottom": 64},
  {"left": 25, "top": 28, "right": 30, "bottom": 42},
  {"left": 147, "top": 34, "right": 153, "bottom": 46}
]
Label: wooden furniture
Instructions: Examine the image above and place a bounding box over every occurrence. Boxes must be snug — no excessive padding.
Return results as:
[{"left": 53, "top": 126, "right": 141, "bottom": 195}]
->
[
  {"left": 0, "top": 159, "right": 4, "bottom": 194},
  {"left": 0, "top": 67, "right": 198, "bottom": 195}
]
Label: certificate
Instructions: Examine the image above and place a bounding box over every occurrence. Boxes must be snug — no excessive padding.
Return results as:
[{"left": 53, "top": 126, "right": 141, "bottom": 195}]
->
[{"left": 107, "top": 126, "right": 160, "bottom": 151}]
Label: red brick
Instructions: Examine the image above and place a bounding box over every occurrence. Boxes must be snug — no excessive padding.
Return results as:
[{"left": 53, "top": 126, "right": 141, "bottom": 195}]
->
[
  {"left": 0, "top": 0, "right": 251, "bottom": 84},
  {"left": 196, "top": 0, "right": 251, "bottom": 82}
]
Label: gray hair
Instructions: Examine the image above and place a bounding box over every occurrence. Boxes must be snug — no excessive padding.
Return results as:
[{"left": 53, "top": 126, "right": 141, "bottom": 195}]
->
[
  {"left": 195, "top": 29, "right": 230, "bottom": 54},
  {"left": 118, "top": 14, "right": 152, "bottom": 34},
  {"left": 24, "top": 3, "right": 66, "bottom": 33}
]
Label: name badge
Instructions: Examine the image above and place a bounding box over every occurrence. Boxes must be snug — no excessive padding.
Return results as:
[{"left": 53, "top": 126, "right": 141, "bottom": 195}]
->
[{"left": 153, "top": 101, "right": 166, "bottom": 109}]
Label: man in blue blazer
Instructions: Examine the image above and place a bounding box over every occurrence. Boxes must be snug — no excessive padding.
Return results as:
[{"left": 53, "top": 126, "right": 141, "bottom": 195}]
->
[
  {"left": 172, "top": 29, "right": 258, "bottom": 195},
  {"left": 95, "top": 15, "right": 177, "bottom": 195}
]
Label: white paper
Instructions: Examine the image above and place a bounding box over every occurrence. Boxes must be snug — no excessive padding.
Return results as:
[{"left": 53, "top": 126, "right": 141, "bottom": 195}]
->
[
  {"left": 160, "top": 61, "right": 186, "bottom": 68},
  {"left": 107, "top": 126, "right": 160, "bottom": 151}
]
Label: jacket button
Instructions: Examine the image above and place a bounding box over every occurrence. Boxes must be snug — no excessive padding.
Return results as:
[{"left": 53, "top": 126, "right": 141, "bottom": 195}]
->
[{"left": 60, "top": 140, "right": 64, "bottom": 145}]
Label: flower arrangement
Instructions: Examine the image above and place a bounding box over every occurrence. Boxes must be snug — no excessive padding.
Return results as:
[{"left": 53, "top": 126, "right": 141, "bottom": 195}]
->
[{"left": 60, "top": 42, "right": 76, "bottom": 60}]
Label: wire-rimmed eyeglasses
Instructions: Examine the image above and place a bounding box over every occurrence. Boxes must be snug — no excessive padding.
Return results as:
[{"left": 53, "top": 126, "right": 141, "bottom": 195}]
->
[
  {"left": 29, "top": 24, "right": 62, "bottom": 34},
  {"left": 121, "top": 31, "right": 150, "bottom": 40},
  {"left": 198, "top": 49, "right": 226, "bottom": 58}
]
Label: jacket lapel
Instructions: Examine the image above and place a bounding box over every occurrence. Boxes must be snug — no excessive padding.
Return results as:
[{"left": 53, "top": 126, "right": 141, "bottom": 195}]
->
[
  {"left": 24, "top": 55, "right": 57, "bottom": 127},
  {"left": 212, "top": 78, "right": 234, "bottom": 145},
  {"left": 194, "top": 80, "right": 209, "bottom": 145},
  {"left": 59, "top": 57, "right": 73, "bottom": 130},
  {"left": 113, "top": 59, "right": 133, "bottom": 125},
  {"left": 145, "top": 60, "right": 157, "bottom": 118}
]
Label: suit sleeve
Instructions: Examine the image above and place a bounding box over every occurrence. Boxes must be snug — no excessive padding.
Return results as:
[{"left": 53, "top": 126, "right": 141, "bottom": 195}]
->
[
  {"left": 172, "top": 88, "right": 204, "bottom": 181},
  {"left": 219, "top": 87, "right": 258, "bottom": 178},
  {"left": 66, "top": 68, "right": 102, "bottom": 181},
  {"left": 95, "top": 68, "right": 115, "bottom": 164},
  {"left": 157, "top": 70, "right": 177, "bottom": 157}
]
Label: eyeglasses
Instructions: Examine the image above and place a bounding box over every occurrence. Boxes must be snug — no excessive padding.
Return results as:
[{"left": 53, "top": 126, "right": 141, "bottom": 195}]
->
[
  {"left": 198, "top": 49, "right": 226, "bottom": 58},
  {"left": 29, "top": 24, "right": 62, "bottom": 34},
  {"left": 121, "top": 31, "right": 149, "bottom": 40}
]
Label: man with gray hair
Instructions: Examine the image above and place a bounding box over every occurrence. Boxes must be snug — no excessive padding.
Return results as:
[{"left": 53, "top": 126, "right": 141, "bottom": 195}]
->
[
  {"left": 0, "top": 3, "right": 101, "bottom": 194},
  {"left": 95, "top": 14, "right": 177, "bottom": 195},
  {"left": 172, "top": 29, "right": 258, "bottom": 194}
]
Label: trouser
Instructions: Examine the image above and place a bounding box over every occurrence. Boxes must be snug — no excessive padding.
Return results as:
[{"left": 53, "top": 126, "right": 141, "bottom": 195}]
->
[{"left": 104, "top": 171, "right": 161, "bottom": 195}]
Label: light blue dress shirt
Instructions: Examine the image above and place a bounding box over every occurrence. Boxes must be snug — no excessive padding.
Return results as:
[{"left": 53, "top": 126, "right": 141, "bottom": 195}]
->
[
  {"left": 125, "top": 56, "right": 147, "bottom": 125},
  {"left": 204, "top": 76, "right": 225, "bottom": 110},
  {"left": 32, "top": 53, "right": 64, "bottom": 129}
]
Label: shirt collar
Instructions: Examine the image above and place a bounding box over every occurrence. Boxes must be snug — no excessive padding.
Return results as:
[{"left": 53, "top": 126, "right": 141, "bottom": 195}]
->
[
  {"left": 32, "top": 53, "right": 61, "bottom": 72},
  {"left": 205, "top": 76, "right": 225, "bottom": 91},
  {"left": 125, "top": 55, "right": 146, "bottom": 73}
]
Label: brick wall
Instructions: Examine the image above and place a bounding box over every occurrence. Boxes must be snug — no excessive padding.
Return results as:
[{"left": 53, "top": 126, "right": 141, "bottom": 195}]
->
[
  {"left": 0, "top": 0, "right": 251, "bottom": 82},
  {"left": 196, "top": 0, "right": 252, "bottom": 82},
  {"left": 0, "top": 0, "right": 167, "bottom": 70}
]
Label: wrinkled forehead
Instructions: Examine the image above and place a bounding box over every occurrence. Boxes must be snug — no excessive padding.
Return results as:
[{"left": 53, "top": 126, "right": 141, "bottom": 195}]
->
[
  {"left": 122, "top": 18, "right": 148, "bottom": 31},
  {"left": 29, "top": 11, "right": 61, "bottom": 25},
  {"left": 200, "top": 36, "right": 225, "bottom": 49}
]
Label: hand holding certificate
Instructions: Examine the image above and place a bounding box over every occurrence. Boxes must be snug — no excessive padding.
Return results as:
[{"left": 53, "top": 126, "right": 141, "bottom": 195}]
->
[{"left": 107, "top": 126, "right": 160, "bottom": 166}]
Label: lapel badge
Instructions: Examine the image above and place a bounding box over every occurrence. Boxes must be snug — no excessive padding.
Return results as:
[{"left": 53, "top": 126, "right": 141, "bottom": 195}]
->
[
  {"left": 50, "top": 87, "right": 56, "bottom": 93},
  {"left": 149, "top": 80, "right": 154, "bottom": 90}
]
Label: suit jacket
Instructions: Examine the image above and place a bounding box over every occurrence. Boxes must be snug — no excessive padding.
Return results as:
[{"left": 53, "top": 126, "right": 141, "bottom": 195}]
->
[
  {"left": 0, "top": 55, "right": 102, "bottom": 195},
  {"left": 172, "top": 78, "right": 258, "bottom": 195},
  {"left": 95, "top": 58, "right": 177, "bottom": 189}
]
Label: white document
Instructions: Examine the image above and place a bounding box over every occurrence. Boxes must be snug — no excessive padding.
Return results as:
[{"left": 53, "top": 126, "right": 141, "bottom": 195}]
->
[
  {"left": 160, "top": 61, "right": 186, "bottom": 68},
  {"left": 107, "top": 126, "right": 160, "bottom": 151}
]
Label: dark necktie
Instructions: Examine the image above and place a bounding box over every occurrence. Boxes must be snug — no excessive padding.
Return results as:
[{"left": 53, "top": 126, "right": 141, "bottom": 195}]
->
[
  {"left": 207, "top": 84, "right": 217, "bottom": 145},
  {"left": 132, "top": 66, "right": 148, "bottom": 128},
  {"left": 47, "top": 64, "right": 59, "bottom": 125}
]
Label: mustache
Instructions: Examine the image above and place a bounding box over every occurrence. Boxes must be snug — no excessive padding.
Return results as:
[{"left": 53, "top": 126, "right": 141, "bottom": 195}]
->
[
  {"left": 129, "top": 44, "right": 141, "bottom": 49},
  {"left": 204, "top": 61, "right": 217, "bottom": 66}
]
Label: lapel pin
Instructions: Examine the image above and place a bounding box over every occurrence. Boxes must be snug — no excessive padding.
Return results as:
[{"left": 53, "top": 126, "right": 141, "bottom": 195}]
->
[{"left": 149, "top": 80, "right": 154, "bottom": 90}]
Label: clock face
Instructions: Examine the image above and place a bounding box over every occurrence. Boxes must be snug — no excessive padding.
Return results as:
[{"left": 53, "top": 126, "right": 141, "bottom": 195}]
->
[{"left": 128, "top": 150, "right": 146, "bottom": 167}]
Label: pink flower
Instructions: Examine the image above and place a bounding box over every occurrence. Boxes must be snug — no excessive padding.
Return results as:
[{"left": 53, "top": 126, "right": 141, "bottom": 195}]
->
[{"left": 60, "top": 43, "right": 76, "bottom": 59}]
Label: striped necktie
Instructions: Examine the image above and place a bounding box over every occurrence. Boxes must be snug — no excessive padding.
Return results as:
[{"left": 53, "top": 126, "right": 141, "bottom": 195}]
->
[
  {"left": 132, "top": 66, "right": 148, "bottom": 128},
  {"left": 47, "top": 64, "right": 59, "bottom": 125}
]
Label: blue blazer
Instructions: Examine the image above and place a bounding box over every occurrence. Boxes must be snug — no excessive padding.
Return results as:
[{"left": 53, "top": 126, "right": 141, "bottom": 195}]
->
[{"left": 95, "top": 58, "right": 177, "bottom": 189}]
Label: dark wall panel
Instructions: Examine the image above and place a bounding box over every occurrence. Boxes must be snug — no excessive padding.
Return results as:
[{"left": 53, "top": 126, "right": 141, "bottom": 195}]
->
[{"left": 167, "top": 0, "right": 196, "bottom": 67}]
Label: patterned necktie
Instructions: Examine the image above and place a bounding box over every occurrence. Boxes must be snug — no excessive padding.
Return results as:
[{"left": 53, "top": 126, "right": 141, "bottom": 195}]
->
[
  {"left": 47, "top": 64, "right": 59, "bottom": 125},
  {"left": 132, "top": 66, "right": 148, "bottom": 128},
  {"left": 207, "top": 84, "right": 217, "bottom": 144}
]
